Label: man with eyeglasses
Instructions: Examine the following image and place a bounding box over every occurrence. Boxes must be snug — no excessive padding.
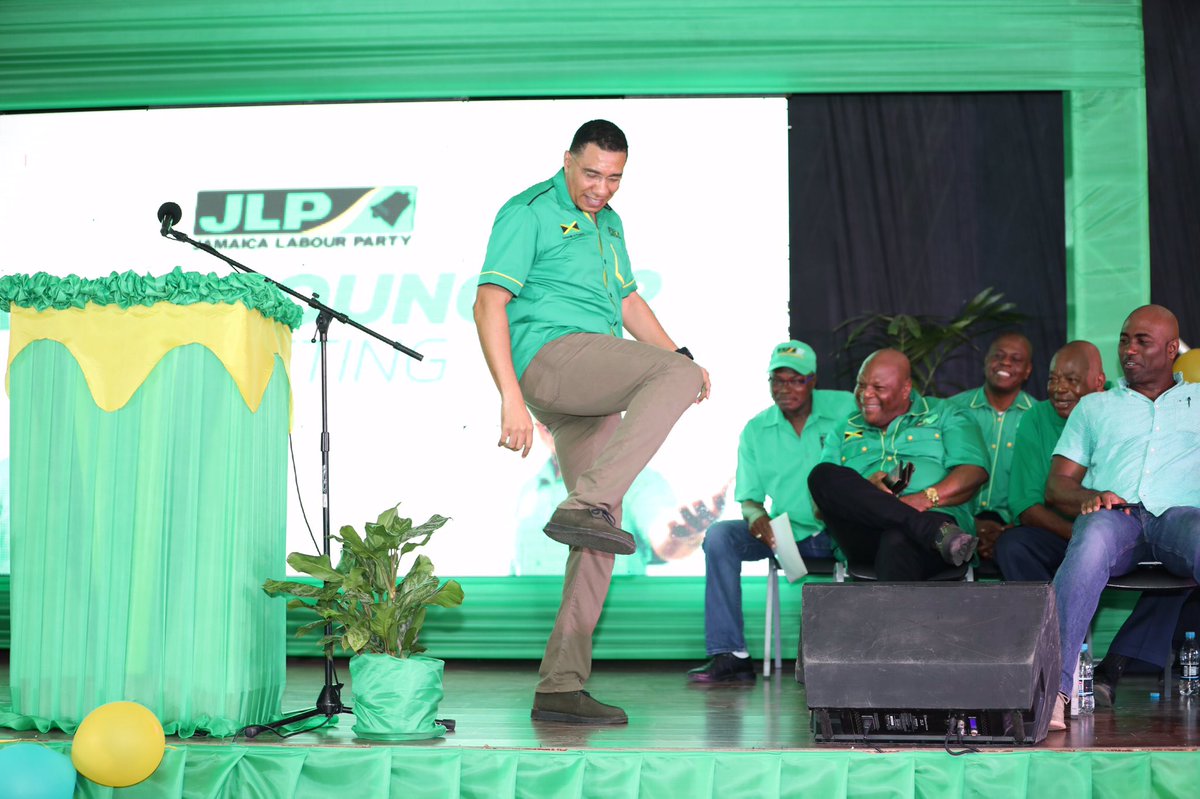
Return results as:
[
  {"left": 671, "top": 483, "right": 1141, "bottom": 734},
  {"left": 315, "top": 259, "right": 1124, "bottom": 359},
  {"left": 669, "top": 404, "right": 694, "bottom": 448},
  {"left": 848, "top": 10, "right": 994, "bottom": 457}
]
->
[
  {"left": 474, "top": 119, "right": 710, "bottom": 724},
  {"left": 807, "top": 349, "right": 988, "bottom": 580},
  {"left": 687, "top": 340, "right": 855, "bottom": 683}
]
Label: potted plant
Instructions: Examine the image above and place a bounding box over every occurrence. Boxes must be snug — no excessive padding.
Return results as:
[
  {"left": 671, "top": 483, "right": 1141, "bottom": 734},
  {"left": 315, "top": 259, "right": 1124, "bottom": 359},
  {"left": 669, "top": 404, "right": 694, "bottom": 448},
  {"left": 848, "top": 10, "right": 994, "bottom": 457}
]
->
[
  {"left": 834, "top": 287, "right": 1026, "bottom": 397},
  {"left": 263, "top": 503, "right": 464, "bottom": 740}
]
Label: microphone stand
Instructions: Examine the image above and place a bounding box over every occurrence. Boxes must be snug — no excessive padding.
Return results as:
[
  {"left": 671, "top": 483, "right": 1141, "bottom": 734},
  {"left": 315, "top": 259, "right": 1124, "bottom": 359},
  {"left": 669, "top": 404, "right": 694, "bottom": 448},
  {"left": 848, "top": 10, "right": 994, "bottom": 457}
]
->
[{"left": 159, "top": 220, "right": 422, "bottom": 738}]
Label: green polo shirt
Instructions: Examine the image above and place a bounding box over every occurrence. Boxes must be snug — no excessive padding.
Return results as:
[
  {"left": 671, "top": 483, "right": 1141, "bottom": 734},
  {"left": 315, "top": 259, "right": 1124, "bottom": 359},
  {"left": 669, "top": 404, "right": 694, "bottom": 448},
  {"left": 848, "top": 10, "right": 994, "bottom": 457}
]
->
[
  {"left": 478, "top": 169, "right": 636, "bottom": 379},
  {"left": 735, "top": 390, "right": 857, "bottom": 542},
  {"left": 819, "top": 392, "right": 989, "bottom": 532},
  {"left": 947, "top": 387, "right": 1034, "bottom": 523},
  {"left": 1008, "top": 399, "right": 1068, "bottom": 522}
]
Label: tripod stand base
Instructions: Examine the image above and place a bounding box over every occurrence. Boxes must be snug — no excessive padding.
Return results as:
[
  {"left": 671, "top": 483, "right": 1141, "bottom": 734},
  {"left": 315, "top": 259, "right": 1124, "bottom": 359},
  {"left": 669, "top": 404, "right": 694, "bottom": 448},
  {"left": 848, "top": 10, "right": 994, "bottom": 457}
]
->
[{"left": 242, "top": 682, "right": 353, "bottom": 739}]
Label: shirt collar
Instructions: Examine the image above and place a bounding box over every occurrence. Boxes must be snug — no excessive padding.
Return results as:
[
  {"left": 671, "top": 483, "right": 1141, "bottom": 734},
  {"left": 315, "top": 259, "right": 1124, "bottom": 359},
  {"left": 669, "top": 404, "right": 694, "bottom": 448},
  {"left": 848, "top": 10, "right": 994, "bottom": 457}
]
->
[
  {"left": 1116, "top": 372, "right": 1186, "bottom": 396},
  {"left": 845, "top": 390, "right": 930, "bottom": 430},
  {"left": 966, "top": 386, "right": 1034, "bottom": 412}
]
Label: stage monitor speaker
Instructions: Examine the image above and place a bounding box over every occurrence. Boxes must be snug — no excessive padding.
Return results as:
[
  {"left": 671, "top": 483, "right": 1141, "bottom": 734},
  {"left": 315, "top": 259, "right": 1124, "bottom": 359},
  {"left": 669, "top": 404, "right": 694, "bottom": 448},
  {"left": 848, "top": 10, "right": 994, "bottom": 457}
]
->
[{"left": 802, "top": 582, "right": 1060, "bottom": 745}]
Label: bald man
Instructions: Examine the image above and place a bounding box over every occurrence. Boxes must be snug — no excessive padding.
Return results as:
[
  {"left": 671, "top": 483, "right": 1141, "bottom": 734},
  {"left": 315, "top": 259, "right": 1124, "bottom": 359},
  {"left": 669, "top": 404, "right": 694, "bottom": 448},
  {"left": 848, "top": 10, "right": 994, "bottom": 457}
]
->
[
  {"left": 1046, "top": 305, "right": 1200, "bottom": 729},
  {"left": 993, "top": 341, "right": 1106, "bottom": 579},
  {"left": 808, "top": 349, "right": 989, "bottom": 580}
]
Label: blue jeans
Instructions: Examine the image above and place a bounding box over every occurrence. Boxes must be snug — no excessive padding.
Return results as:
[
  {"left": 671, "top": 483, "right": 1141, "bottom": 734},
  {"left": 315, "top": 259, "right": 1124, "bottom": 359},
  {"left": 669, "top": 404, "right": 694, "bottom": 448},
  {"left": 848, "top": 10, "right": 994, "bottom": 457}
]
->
[
  {"left": 1053, "top": 505, "right": 1200, "bottom": 695},
  {"left": 702, "top": 519, "right": 834, "bottom": 656},
  {"left": 994, "top": 525, "right": 1069, "bottom": 581}
]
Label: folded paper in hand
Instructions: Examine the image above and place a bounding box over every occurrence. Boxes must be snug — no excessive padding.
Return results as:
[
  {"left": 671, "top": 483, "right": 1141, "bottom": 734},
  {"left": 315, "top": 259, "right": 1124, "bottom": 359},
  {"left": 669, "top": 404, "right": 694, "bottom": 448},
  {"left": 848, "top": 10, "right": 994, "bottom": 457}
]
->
[{"left": 769, "top": 513, "right": 808, "bottom": 583}]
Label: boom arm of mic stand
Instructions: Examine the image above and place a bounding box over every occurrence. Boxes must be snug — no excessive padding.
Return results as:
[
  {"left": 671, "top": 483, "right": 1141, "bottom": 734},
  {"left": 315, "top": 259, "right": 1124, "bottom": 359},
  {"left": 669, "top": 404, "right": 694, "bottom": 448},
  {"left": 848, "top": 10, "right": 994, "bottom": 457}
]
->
[{"left": 164, "top": 228, "right": 423, "bottom": 361}]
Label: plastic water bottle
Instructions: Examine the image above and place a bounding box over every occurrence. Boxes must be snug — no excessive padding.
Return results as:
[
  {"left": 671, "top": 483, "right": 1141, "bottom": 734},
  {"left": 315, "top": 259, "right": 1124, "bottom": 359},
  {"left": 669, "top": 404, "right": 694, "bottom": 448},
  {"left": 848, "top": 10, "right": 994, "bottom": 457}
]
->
[
  {"left": 1076, "top": 643, "right": 1095, "bottom": 714},
  {"left": 1180, "top": 631, "right": 1199, "bottom": 698}
]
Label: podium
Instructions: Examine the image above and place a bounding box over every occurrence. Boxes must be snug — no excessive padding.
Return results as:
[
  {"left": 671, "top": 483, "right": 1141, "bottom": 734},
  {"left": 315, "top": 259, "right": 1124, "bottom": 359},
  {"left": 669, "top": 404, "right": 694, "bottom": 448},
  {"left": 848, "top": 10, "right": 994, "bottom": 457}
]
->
[{"left": 0, "top": 269, "right": 300, "bottom": 737}]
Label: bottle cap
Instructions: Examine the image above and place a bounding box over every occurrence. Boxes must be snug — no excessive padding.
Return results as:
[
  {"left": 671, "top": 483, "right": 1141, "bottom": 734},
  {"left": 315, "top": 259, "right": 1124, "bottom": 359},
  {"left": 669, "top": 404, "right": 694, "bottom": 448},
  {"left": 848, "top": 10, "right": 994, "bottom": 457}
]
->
[
  {"left": 1150, "top": 692, "right": 1161, "bottom": 701},
  {"left": 1081, "top": 643, "right": 1089, "bottom": 652},
  {"left": 1187, "top": 631, "right": 1196, "bottom": 640}
]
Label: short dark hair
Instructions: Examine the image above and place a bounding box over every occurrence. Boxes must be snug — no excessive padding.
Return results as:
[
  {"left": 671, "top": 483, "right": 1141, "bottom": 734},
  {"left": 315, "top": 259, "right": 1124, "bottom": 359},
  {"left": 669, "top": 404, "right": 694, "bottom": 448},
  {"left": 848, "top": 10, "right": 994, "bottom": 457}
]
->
[{"left": 570, "top": 120, "right": 628, "bottom": 155}]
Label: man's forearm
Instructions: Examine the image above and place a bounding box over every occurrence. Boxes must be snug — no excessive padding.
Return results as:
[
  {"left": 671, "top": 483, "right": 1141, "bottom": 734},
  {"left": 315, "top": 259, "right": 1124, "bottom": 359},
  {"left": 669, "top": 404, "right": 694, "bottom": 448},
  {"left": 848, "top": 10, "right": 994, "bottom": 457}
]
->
[
  {"left": 1046, "top": 473, "right": 1094, "bottom": 517},
  {"left": 928, "top": 465, "right": 988, "bottom": 507},
  {"left": 741, "top": 499, "right": 768, "bottom": 524},
  {"left": 1017, "top": 503, "right": 1074, "bottom": 540},
  {"left": 621, "top": 291, "right": 677, "bottom": 350},
  {"left": 473, "top": 289, "right": 523, "bottom": 401}
]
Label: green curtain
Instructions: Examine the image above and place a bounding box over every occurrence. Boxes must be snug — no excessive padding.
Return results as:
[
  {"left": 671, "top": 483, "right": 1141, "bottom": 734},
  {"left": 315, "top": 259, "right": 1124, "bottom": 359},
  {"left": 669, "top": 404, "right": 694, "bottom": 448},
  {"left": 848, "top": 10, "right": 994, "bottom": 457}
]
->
[
  {"left": 0, "top": 2, "right": 1143, "bottom": 110},
  {"left": 0, "top": 343, "right": 291, "bottom": 737},
  {"left": 2, "top": 743, "right": 1197, "bottom": 799}
]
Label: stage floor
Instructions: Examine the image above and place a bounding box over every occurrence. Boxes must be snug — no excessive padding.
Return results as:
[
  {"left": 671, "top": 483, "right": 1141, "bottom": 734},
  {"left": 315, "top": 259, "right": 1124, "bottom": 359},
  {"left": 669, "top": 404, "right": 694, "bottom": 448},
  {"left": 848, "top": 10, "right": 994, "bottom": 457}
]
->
[{"left": 4, "top": 654, "right": 1196, "bottom": 752}]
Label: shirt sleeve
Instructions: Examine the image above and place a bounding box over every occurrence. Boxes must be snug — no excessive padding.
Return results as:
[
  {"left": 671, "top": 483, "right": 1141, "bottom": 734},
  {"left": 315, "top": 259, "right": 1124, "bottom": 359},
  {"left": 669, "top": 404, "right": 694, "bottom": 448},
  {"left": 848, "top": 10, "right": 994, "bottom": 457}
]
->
[
  {"left": 940, "top": 404, "right": 990, "bottom": 471},
  {"left": 733, "top": 422, "right": 765, "bottom": 504},
  {"left": 819, "top": 418, "right": 847, "bottom": 465},
  {"left": 1007, "top": 409, "right": 1051, "bottom": 519},
  {"left": 478, "top": 204, "right": 539, "bottom": 296},
  {"left": 1052, "top": 399, "right": 1093, "bottom": 468}
]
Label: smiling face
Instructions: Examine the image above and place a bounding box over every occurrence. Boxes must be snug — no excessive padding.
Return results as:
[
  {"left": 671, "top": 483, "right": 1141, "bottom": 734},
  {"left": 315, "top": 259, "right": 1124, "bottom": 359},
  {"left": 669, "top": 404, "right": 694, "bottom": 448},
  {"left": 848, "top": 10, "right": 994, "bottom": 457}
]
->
[
  {"left": 1047, "top": 342, "right": 1105, "bottom": 419},
  {"left": 563, "top": 143, "right": 626, "bottom": 215},
  {"left": 855, "top": 350, "right": 912, "bottom": 429},
  {"left": 983, "top": 334, "right": 1033, "bottom": 395},
  {"left": 1119, "top": 306, "right": 1180, "bottom": 389}
]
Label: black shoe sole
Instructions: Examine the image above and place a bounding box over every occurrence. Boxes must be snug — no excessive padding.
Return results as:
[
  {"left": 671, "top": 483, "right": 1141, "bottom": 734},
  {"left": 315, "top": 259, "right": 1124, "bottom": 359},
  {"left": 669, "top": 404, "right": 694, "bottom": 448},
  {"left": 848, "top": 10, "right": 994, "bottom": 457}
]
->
[
  {"left": 686, "top": 672, "right": 756, "bottom": 685},
  {"left": 942, "top": 535, "right": 978, "bottom": 567},
  {"left": 543, "top": 522, "right": 637, "bottom": 555},
  {"left": 530, "top": 708, "right": 629, "bottom": 724}
]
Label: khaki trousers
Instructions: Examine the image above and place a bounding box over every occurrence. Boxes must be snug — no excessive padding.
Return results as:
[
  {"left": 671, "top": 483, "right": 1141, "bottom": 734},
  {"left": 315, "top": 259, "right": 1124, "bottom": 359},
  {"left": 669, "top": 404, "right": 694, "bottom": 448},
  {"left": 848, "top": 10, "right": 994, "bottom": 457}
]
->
[{"left": 519, "top": 333, "right": 704, "bottom": 693}]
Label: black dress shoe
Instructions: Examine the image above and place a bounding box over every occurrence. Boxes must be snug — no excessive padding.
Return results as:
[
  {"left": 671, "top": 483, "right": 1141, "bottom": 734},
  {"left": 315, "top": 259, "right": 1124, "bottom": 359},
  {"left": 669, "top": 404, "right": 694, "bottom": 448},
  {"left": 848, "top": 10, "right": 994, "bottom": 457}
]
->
[{"left": 686, "top": 653, "right": 756, "bottom": 684}]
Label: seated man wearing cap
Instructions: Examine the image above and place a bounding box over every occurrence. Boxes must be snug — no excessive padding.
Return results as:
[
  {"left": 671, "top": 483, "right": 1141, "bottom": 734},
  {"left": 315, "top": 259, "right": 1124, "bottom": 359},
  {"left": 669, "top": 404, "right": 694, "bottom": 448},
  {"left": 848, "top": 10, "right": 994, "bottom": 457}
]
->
[
  {"left": 687, "top": 340, "right": 855, "bottom": 683},
  {"left": 808, "top": 349, "right": 988, "bottom": 580}
]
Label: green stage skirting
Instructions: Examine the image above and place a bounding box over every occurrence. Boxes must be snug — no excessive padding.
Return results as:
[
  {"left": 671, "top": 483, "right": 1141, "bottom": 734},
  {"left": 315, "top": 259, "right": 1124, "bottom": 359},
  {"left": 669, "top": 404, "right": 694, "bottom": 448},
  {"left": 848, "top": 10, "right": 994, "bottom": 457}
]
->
[
  {"left": 0, "top": 575, "right": 1144, "bottom": 662},
  {"left": 1, "top": 742, "right": 1198, "bottom": 798}
]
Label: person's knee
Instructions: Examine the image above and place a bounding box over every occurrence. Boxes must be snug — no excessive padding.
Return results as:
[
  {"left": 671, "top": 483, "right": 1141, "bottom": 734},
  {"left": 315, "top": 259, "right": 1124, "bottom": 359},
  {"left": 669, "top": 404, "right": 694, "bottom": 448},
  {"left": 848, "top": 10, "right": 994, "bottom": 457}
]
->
[
  {"left": 807, "top": 462, "right": 839, "bottom": 496},
  {"left": 702, "top": 520, "right": 744, "bottom": 559}
]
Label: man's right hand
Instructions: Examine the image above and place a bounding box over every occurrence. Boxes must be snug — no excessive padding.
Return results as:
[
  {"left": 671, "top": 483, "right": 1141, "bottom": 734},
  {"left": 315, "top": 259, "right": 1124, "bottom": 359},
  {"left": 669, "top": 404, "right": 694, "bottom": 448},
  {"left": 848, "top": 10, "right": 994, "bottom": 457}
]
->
[
  {"left": 499, "top": 398, "right": 534, "bottom": 457},
  {"left": 866, "top": 471, "right": 892, "bottom": 494},
  {"left": 750, "top": 516, "right": 776, "bottom": 549},
  {"left": 1080, "top": 490, "right": 1130, "bottom": 515}
]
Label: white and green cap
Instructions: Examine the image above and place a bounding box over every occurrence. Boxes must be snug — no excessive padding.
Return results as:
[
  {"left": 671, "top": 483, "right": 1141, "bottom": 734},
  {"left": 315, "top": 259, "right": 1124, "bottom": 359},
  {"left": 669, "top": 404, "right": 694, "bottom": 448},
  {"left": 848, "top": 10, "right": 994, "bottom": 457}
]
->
[{"left": 768, "top": 340, "right": 817, "bottom": 375}]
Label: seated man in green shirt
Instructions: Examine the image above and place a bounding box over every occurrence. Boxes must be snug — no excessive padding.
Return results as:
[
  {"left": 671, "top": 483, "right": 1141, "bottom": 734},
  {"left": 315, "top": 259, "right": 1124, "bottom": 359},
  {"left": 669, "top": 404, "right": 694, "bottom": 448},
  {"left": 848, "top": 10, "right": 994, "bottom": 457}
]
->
[
  {"left": 947, "top": 332, "right": 1035, "bottom": 562},
  {"left": 808, "top": 349, "right": 988, "bottom": 580},
  {"left": 687, "top": 340, "right": 855, "bottom": 683}
]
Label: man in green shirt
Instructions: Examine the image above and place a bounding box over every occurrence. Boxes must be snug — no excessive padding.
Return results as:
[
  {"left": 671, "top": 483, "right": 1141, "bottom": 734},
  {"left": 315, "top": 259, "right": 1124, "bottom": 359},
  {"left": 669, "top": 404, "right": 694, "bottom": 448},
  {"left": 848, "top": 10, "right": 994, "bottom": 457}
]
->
[
  {"left": 687, "top": 340, "right": 855, "bottom": 683},
  {"left": 994, "top": 341, "right": 1105, "bottom": 580},
  {"left": 475, "top": 120, "right": 709, "bottom": 725},
  {"left": 947, "top": 332, "right": 1035, "bottom": 561},
  {"left": 808, "top": 349, "right": 988, "bottom": 580}
]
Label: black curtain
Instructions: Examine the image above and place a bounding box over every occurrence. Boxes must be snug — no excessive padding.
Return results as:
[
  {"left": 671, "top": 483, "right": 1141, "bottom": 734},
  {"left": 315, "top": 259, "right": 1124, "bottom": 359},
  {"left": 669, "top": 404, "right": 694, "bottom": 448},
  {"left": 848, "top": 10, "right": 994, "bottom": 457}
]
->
[
  {"left": 787, "top": 93, "right": 1066, "bottom": 398},
  {"left": 1146, "top": 0, "right": 1200, "bottom": 346}
]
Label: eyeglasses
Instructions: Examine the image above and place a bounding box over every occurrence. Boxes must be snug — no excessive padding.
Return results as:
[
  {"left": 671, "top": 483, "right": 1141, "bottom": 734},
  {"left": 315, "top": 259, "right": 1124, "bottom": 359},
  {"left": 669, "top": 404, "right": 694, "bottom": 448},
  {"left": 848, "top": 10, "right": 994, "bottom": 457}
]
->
[{"left": 769, "top": 374, "right": 816, "bottom": 389}]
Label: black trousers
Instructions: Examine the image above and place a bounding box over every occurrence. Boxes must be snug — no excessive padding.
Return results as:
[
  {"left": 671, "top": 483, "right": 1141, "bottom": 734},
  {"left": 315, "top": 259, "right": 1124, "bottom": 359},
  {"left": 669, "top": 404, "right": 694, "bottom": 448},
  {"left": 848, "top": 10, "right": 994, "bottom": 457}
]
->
[{"left": 808, "top": 463, "right": 953, "bottom": 581}]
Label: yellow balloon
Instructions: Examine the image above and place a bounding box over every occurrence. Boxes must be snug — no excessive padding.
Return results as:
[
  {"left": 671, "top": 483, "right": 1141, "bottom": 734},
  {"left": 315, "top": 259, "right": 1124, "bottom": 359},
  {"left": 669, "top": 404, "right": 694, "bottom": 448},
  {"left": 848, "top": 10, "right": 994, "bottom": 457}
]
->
[
  {"left": 71, "top": 701, "right": 165, "bottom": 788},
  {"left": 1174, "top": 350, "right": 1200, "bottom": 383}
]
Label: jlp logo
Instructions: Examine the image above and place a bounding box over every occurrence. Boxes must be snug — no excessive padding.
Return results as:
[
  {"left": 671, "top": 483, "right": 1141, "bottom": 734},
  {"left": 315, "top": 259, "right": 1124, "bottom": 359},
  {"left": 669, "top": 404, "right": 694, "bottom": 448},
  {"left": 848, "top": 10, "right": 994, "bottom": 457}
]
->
[{"left": 195, "top": 188, "right": 395, "bottom": 235}]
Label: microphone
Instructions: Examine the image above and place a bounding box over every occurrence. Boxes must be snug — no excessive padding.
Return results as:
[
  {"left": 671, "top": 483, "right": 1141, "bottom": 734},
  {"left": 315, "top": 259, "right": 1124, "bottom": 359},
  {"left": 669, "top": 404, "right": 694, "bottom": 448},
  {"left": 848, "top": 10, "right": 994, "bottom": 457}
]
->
[{"left": 157, "top": 201, "right": 182, "bottom": 237}]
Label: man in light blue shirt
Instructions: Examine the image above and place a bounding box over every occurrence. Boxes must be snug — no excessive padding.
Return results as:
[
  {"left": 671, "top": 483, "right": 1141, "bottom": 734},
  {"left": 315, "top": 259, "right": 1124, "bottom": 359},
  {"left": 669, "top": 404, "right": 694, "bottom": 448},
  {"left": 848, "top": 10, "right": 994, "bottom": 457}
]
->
[{"left": 1047, "top": 305, "right": 1200, "bottom": 730}]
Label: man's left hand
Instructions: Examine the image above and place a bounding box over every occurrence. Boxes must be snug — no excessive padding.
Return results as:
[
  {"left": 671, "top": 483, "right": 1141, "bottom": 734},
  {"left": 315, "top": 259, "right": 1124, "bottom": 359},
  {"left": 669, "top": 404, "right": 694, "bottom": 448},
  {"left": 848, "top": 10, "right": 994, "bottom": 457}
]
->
[
  {"left": 974, "top": 518, "right": 1008, "bottom": 559},
  {"left": 694, "top": 366, "right": 712, "bottom": 404}
]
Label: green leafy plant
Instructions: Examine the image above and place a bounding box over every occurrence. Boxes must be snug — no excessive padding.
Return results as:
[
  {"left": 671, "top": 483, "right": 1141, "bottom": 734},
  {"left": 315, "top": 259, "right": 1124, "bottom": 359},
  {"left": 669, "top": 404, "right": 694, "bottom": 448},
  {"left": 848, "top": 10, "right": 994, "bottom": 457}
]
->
[
  {"left": 835, "top": 287, "right": 1026, "bottom": 397},
  {"left": 263, "top": 504, "right": 464, "bottom": 658}
]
